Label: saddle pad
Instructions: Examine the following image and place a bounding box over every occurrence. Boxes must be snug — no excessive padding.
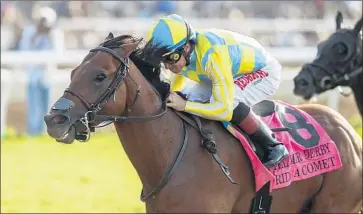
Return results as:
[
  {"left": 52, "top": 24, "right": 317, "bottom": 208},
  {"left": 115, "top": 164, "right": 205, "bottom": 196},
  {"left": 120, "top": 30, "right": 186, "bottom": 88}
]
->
[{"left": 222, "top": 100, "right": 343, "bottom": 192}]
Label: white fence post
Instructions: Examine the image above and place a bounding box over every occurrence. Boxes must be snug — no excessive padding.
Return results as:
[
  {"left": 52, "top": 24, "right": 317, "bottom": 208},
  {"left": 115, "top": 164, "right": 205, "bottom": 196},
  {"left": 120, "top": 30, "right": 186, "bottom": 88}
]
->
[
  {"left": 327, "top": 89, "right": 340, "bottom": 111},
  {"left": 1, "top": 69, "right": 13, "bottom": 138}
]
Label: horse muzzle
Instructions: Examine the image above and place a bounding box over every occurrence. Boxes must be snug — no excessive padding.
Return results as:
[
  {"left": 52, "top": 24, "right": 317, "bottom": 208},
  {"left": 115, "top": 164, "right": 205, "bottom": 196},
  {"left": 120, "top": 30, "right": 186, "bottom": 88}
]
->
[
  {"left": 44, "top": 112, "right": 77, "bottom": 144},
  {"left": 293, "top": 74, "right": 315, "bottom": 100},
  {"left": 44, "top": 97, "right": 85, "bottom": 144}
]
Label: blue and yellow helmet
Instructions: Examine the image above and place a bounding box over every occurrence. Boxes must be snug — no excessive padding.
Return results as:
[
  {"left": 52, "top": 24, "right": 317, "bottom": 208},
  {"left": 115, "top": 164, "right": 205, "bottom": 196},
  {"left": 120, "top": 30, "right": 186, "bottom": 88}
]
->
[{"left": 146, "top": 14, "right": 196, "bottom": 52}]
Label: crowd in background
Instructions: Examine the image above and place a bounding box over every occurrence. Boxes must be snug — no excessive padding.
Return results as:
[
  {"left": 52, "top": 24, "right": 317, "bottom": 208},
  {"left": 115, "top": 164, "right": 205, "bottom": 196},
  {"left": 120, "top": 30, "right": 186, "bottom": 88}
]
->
[
  {"left": 2, "top": 1, "right": 361, "bottom": 20},
  {"left": 1, "top": 1, "right": 361, "bottom": 51},
  {"left": 1, "top": 1, "right": 361, "bottom": 137}
]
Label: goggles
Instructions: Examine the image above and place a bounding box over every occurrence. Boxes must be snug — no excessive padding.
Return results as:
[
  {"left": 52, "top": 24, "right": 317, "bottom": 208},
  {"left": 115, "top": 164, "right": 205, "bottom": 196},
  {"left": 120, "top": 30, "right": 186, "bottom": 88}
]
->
[
  {"left": 161, "top": 20, "right": 193, "bottom": 65},
  {"left": 161, "top": 50, "right": 183, "bottom": 64}
]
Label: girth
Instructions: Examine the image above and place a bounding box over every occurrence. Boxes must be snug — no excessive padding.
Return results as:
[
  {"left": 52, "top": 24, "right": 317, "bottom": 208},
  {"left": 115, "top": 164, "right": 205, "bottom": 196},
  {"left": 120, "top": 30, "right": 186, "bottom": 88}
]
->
[{"left": 140, "top": 111, "right": 238, "bottom": 202}]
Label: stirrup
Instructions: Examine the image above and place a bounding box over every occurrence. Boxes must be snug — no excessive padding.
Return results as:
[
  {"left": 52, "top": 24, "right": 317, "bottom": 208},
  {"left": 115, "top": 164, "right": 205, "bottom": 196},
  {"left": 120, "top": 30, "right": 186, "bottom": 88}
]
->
[
  {"left": 269, "top": 142, "right": 284, "bottom": 147},
  {"left": 202, "top": 139, "right": 217, "bottom": 154}
]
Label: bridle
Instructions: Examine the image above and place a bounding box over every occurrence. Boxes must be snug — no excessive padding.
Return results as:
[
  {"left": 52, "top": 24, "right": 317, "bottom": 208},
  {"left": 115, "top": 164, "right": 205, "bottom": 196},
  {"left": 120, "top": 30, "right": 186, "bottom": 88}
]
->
[
  {"left": 60, "top": 45, "right": 193, "bottom": 202},
  {"left": 55, "top": 42, "right": 235, "bottom": 202},
  {"left": 63, "top": 46, "right": 168, "bottom": 141},
  {"left": 61, "top": 44, "right": 196, "bottom": 202},
  {"left": 305, "top": 31, "right": 362, "bottom": 95},
  {"left": 305, "top": 61, "right": 362, "bottom": 92}
]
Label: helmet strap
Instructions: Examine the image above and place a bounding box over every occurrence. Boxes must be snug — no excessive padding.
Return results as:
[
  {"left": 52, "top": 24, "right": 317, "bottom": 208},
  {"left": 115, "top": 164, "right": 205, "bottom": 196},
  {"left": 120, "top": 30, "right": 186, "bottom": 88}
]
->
[{"left": 181, "top": 42, "right": 195, "bottom": 66}]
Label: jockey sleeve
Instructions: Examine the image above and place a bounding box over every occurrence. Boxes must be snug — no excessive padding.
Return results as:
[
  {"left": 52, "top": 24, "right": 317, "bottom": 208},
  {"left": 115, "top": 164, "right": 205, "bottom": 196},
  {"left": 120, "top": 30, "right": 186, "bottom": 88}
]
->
[
  {"left": 184, "top": 50, "right": 235, "bottom": 121},
  {"left": 168, "top": 29, "right": 275, "bottom": 122},
  {"left": 170, "top": 73, "right": 188, "bottom": 92}
]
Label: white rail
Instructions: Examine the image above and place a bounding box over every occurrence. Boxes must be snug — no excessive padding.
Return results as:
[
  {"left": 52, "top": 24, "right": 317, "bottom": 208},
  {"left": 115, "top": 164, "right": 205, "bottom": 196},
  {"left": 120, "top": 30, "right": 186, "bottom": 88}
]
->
[
  {"left": 0, "top": 46, "right": 341, "bottom": 136},
  {"left": 56, "top": 17, "right": 356, "bottom": 33},
  {"left": 4, "top": 17, "right": 356, "bottom": 135},
  {"left": 1, "top": 47, "right": 317, "bottom": 67}
]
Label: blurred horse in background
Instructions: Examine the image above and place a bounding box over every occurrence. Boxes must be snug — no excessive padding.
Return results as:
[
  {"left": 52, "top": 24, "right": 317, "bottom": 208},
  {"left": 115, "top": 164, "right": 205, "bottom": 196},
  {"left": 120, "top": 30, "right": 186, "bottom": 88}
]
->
[
  {"left": 294, "top": 11, "right": 363, "bottom": 117},
  {"left": 44, "top": 32, "right": 362, "bottom": 213}
]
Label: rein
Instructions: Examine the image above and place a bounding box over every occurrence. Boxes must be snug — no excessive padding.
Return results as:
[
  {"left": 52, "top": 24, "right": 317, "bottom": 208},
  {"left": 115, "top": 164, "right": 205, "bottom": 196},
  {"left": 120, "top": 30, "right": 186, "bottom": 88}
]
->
[
  {"left": 307, "top": 62, "right": 363, "bottom": 91},
  {"left": 63, "top": 45, "right": 238, "bottom": 202},
  {"left": 63, "top": 44, "right": 191, "bottom": 202},
  {"left": 64, "top": 46, "right": 168, "bottom": 141},
  {"left": 140, "top": 119, "right": 189, "bottom": 201},
  {"left": 306, "top": 30, "right": 362, "bottom": 93}
]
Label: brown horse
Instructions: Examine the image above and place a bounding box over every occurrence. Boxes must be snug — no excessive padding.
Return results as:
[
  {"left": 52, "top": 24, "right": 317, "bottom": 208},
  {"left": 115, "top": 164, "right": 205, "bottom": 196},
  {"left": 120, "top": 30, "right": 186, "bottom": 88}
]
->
[
  {"left": 294, "top": 11, "right": 363, "bottom": 117},
  {"left": 44, "top": 33, "right": 362, "bottom": 213}
]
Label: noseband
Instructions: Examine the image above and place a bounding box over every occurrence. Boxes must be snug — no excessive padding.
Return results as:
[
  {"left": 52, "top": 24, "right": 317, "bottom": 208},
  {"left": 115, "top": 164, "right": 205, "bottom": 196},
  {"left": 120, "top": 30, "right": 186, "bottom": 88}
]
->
[
  {"left": 66, "top": 47, "right": 129, "bottom": 113},
  {"left": 305, "top": 31, "right": 362, "bottom": 92},
  {"left": 306, "top": 62, "right": 362, "bottom": 91},
  {"left": 64, "top": 46, "right": 168, "bottom": 141}
]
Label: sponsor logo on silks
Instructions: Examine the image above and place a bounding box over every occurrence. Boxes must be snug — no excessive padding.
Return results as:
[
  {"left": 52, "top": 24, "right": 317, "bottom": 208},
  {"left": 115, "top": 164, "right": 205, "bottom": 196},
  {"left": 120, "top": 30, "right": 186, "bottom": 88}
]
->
[{"left": 234, "top": 70, "right": 269, "bottom": 90}]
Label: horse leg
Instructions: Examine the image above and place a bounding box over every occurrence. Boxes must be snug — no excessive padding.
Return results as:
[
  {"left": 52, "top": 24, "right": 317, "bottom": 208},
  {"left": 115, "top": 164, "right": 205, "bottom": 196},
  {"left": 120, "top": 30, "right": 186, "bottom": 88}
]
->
[{"left": 299, "top": 105, "right": 362, "bottom": 213}]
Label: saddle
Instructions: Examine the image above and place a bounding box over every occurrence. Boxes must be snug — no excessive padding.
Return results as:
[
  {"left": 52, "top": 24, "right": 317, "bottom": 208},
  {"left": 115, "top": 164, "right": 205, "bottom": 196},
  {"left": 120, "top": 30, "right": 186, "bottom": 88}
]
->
[
  {"left": 173, "top": 97, "right": 342, "bottom": 214},
  {"left": 172, "top": 100, "right": 283, "bottom": 182},
  {"left": 172, "top": 100, "right": 279, "bottom": 214},
  {"left": 175, "top": 99, "right": 284, "bottom": 166}
]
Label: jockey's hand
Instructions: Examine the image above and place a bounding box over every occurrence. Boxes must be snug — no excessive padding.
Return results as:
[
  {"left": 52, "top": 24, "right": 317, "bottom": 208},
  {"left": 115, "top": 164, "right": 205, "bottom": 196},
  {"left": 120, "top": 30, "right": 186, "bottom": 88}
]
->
[{"left": 167, "top": 91, "right": 187, "bottom": 111}]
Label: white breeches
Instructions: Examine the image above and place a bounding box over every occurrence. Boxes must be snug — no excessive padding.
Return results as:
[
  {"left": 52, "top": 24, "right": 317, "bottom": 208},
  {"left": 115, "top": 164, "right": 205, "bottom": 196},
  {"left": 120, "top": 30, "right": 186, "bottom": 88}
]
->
[{"left": 178, "top": 60, "right": 282, "bottom": 109}]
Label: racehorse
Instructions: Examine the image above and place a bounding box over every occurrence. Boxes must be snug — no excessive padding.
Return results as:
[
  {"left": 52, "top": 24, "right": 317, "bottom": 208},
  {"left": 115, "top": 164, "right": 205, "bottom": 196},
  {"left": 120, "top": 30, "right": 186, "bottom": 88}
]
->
[
  {"left": 44, "top": 33, "right": 362, "bottom": 213},
  {"left": 294, "top": 11, "right": 363, "bottom": 117}
]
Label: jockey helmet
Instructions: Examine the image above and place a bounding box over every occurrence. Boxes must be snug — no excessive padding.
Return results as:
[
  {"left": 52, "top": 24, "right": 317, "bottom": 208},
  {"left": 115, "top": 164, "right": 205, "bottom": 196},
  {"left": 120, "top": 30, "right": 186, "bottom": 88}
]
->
[{"left": 146, "top": 14, "right": 196, "bottom": 52}]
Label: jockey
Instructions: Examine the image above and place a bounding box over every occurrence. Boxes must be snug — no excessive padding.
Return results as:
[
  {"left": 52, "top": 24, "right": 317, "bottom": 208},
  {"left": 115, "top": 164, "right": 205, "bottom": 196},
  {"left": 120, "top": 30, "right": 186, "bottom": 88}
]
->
[{"left": 146, "top": 14, "right": 289, "bottom": 168}]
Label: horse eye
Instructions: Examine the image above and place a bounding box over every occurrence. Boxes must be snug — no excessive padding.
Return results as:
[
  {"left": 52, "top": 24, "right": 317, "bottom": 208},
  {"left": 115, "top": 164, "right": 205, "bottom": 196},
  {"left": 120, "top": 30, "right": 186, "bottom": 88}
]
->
[
  {"left": 334, "top": 43, "right": 347, "bottom": 55},
  {"left": 94, "top": 73, "right": 106, "bottom": 82}
]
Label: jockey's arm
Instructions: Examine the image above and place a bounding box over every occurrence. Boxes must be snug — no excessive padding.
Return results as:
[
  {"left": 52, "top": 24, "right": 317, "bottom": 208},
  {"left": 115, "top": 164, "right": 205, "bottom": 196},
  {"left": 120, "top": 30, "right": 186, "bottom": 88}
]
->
[
  {"left": 169, "top": 73, "right": 188, "bottom": 92},
  {"left": 184, "top": 51, "right": 235, "bottom": 121}
]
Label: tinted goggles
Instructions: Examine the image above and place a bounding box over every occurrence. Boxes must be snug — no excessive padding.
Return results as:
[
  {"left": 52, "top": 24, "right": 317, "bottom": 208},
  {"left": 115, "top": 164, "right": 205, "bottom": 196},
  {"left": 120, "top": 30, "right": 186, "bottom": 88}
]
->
[{"left": 161, "top": 50, "right": 183, "bottom": 64}]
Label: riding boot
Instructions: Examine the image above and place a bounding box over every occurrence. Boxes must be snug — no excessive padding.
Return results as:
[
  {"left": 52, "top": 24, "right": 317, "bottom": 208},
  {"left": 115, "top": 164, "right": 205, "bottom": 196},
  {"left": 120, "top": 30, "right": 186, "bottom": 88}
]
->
[{"left": 231, "top": 102, "right": 289, "bottom": 168}]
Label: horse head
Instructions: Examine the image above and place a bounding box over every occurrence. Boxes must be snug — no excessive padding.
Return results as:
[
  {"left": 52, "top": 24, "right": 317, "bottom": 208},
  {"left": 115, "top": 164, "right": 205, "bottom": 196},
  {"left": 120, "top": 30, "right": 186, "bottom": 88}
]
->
[
  {"left": 44, "top": 32, "right": 170, "bottom": 144},
  {"left": 294, "top": 11, "right": 362, "bottom": 100}
]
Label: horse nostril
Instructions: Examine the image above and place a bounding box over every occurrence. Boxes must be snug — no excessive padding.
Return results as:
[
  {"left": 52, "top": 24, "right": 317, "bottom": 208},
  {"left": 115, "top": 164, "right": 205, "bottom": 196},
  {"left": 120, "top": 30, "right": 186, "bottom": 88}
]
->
[
  {"left": 51, "top": 114, "right": 69, "bottom": 125},
  {"left": 299, "top": 79, "right": 309, "bottom": 87},
  {"left": 294, "top": 77, "right": 309, "bottom": 89}
]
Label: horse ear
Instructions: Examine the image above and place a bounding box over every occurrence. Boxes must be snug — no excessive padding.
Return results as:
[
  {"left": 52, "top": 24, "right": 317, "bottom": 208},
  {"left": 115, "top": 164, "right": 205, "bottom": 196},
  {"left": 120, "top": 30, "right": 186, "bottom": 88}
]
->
[
  {"left": 119, "top": 38, "right": 143, "bottom": 58},
  {"left": 353, "top": 16, "right": 363, "bottom": 35},
  {"left": 106, "top": 32, "right": 114, "bottom": 40},
  {"left": 335, "top": 11, "right": 343, "bottom": 30}
]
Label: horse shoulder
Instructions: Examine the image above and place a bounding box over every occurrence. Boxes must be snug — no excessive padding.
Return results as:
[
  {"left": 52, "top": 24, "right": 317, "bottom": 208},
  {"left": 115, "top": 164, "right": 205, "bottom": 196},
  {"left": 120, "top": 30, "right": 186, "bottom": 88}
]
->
[{"left": 201, "top": 119, "right": 255, "bottom": 187}]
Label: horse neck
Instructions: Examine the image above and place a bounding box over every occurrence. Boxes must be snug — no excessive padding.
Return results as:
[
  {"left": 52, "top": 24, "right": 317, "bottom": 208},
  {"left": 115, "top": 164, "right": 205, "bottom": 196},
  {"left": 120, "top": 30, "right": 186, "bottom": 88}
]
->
[
  {"left": 113, "top": 63, "right": 184, "bottom": 191},
  {"left": 350, "top": 72, "right": 363, "bottom": 116}
]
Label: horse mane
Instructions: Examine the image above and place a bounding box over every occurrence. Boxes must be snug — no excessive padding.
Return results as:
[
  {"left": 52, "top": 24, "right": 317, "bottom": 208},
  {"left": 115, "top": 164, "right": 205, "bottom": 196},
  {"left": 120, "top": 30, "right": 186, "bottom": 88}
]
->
[
  {"left": 130, "top": 39, "right": 171, "bottom": 101},
  {"left": 100, "top": 34, "right": 171, "bottom": 101}
]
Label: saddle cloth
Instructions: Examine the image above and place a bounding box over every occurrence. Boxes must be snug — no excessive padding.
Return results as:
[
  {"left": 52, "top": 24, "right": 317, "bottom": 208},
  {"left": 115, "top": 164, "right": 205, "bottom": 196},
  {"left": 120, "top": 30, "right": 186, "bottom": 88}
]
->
[{"left": 222, "top": 100, "right": 343, "bottom": 192}]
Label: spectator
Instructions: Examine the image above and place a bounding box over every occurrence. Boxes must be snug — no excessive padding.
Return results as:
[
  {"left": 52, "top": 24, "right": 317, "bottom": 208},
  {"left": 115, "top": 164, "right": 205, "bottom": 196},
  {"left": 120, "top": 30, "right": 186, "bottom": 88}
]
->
[
  {"left": 314, "top": 0, "right": 325, "bottom": 19},
  {"left": 53, "top": 1, "right": 71, "bottom": 18},
  {"left": 154, "top": 1, "right": 176, "bottom": 16},
  {"left": 18, "top": 6, "right": 58, "bottom": 136}
]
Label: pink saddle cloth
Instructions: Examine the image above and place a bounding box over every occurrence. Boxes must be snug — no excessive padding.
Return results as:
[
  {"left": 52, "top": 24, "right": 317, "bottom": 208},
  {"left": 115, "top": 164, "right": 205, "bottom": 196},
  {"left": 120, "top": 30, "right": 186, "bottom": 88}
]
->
[{"left": 222, "top": 100, "right": 343, "bottom": 192}]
